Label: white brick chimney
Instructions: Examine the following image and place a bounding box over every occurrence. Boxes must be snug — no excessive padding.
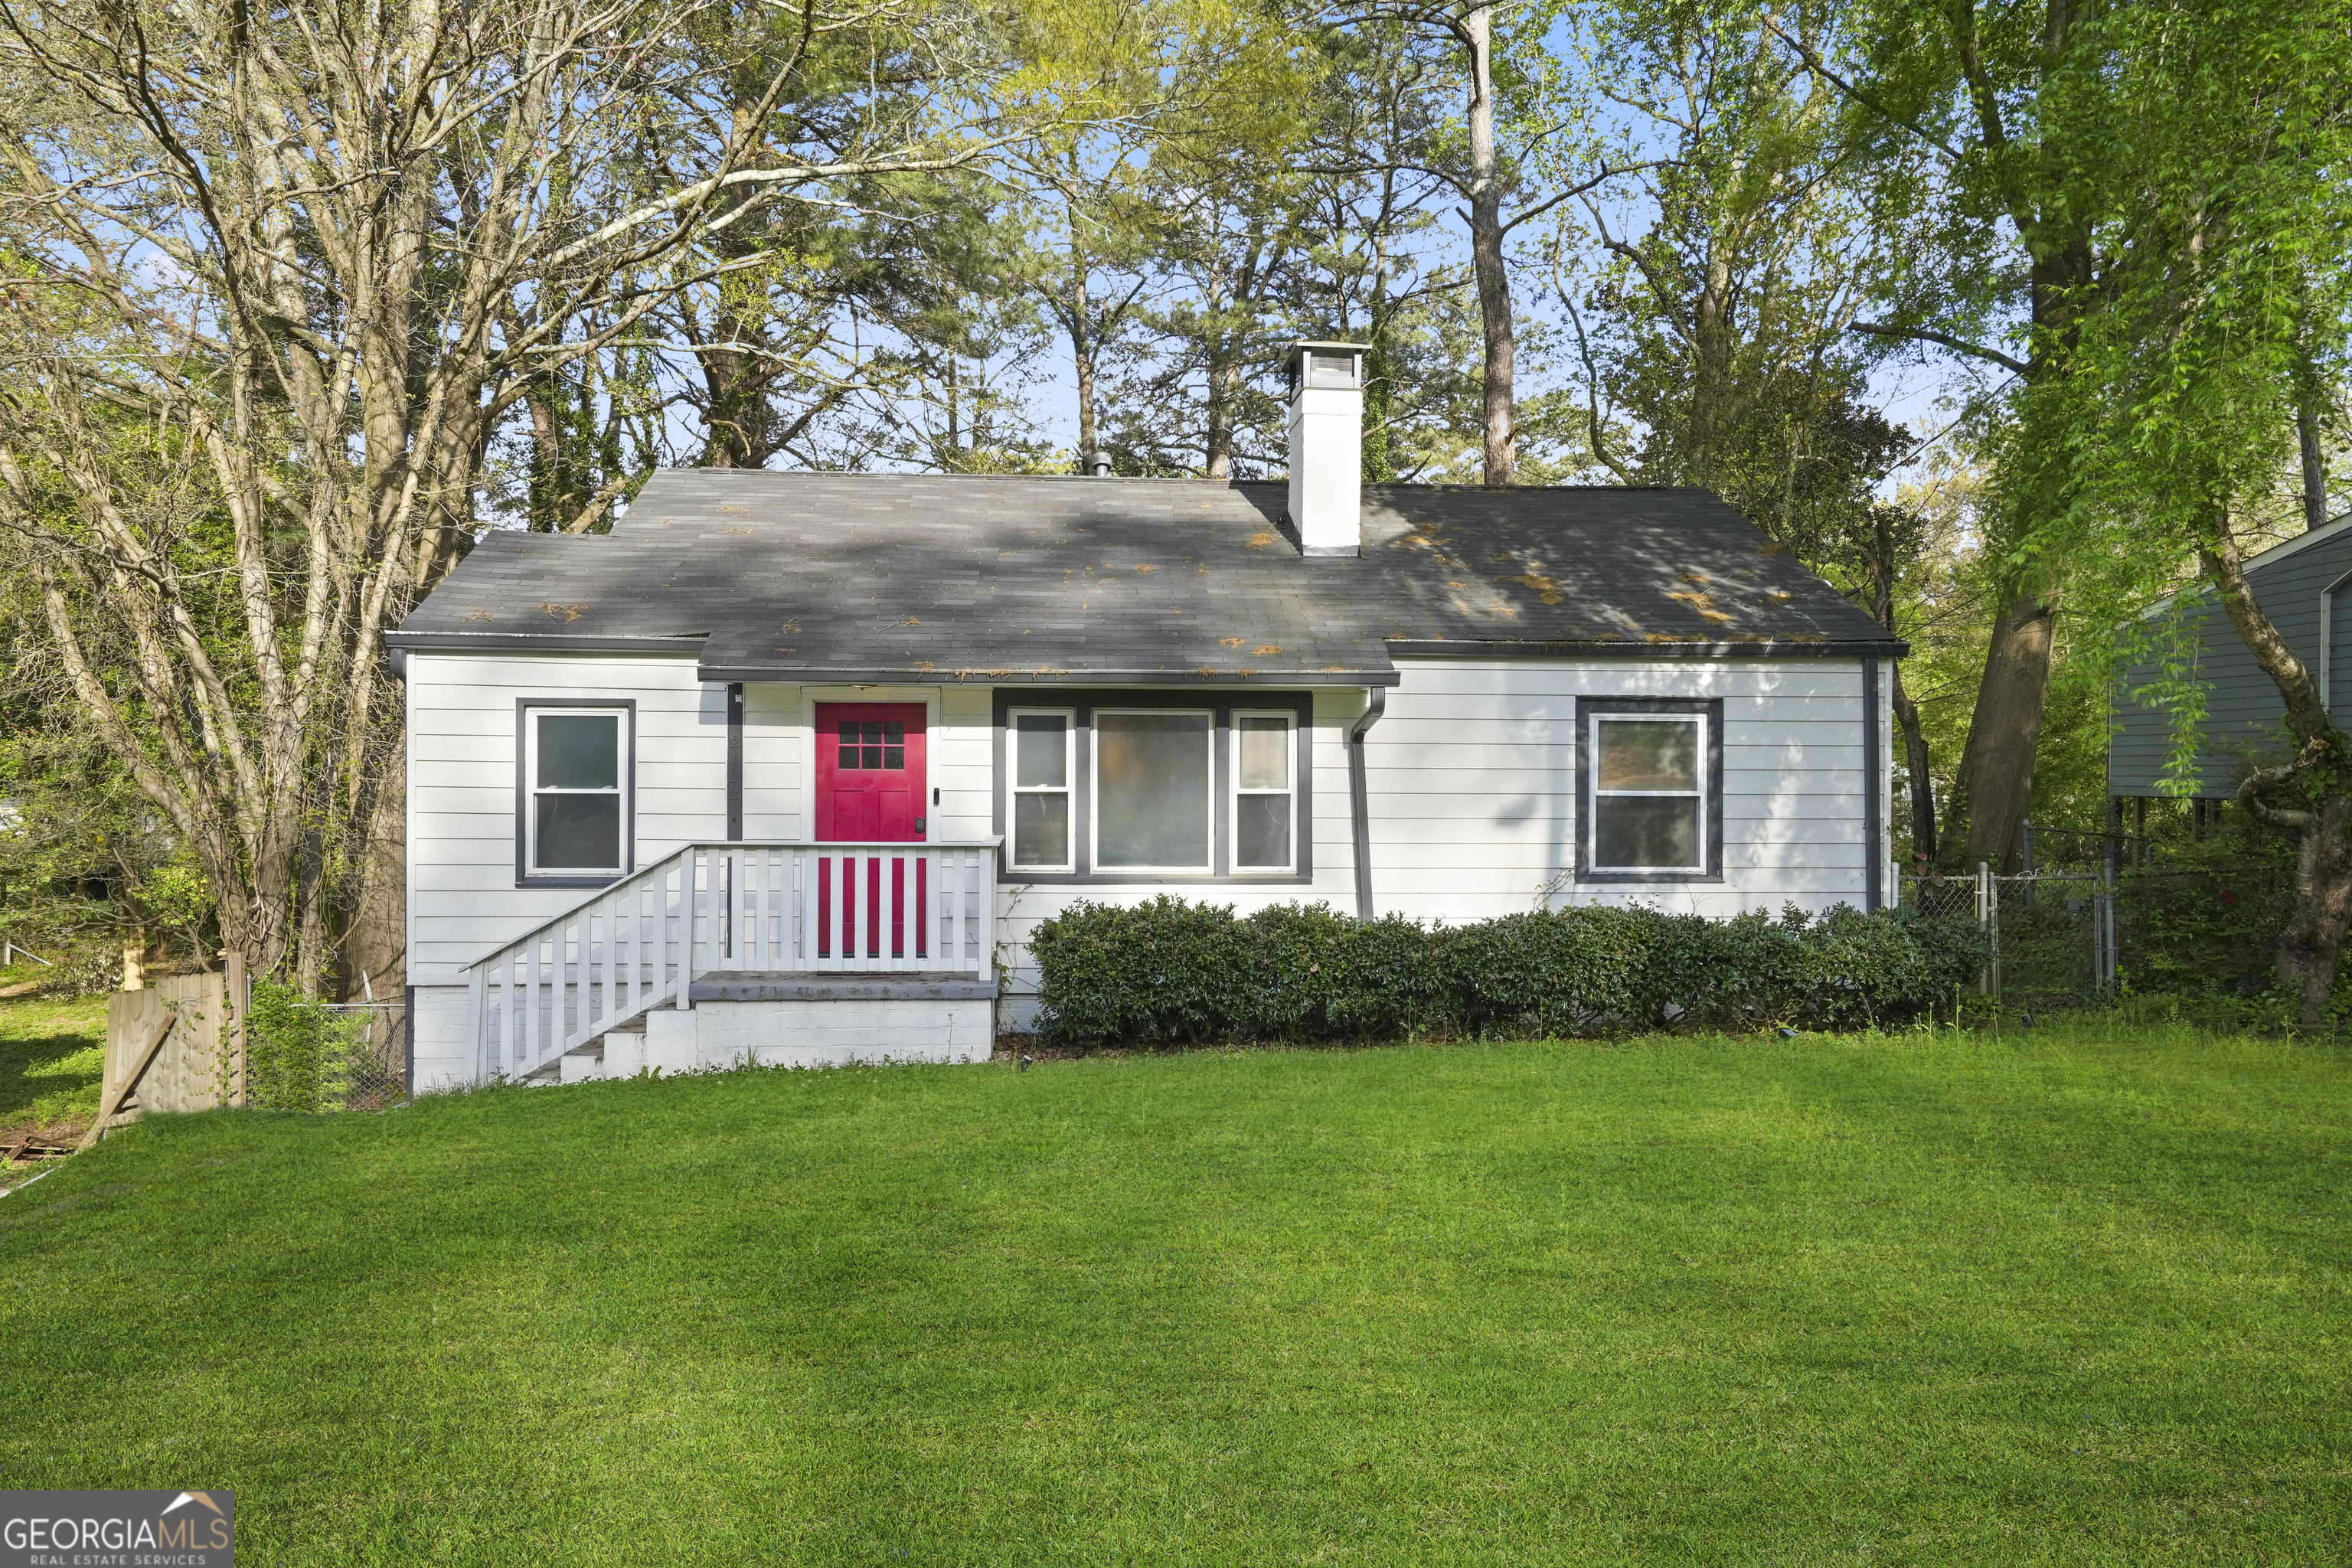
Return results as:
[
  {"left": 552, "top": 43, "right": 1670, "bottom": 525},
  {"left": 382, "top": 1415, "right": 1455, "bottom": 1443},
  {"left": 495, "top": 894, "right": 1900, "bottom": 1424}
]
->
[{"left": 1284, "top": 341, "right": 1368, "bottom": 557}]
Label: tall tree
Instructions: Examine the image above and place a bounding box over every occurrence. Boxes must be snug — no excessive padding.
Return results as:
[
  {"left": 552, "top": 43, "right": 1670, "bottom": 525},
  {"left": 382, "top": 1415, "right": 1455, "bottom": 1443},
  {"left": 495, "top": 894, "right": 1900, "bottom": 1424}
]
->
[
  {"left": 1289, "top": 18, "right": 1454, "bottom": 482},
  {"left": 1335, "top": 2, "right": 1630, "bottom": 485},
  {"left": 2041, "top": 0, "right": 2352, "bottom": 1022},
  {"left": 0, "top": 0, "right": 1081, "bottom": 989},
  {"left": 1779, "top": 0, "right": 2109, "bottom": 872}
]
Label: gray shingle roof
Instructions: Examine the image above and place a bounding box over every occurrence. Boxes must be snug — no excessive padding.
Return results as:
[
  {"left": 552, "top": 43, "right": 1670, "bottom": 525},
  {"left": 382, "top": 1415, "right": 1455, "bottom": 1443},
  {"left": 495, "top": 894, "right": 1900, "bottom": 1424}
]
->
[{"left": 389, "top": 470, "right": 1901, "bottom": 684}]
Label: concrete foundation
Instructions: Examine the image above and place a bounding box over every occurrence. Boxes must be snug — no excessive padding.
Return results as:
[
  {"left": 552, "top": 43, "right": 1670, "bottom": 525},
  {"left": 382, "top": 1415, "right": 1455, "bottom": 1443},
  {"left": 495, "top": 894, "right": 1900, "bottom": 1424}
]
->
[{"left": 408, "top": 981, "right": 996, "bottom": 1089}]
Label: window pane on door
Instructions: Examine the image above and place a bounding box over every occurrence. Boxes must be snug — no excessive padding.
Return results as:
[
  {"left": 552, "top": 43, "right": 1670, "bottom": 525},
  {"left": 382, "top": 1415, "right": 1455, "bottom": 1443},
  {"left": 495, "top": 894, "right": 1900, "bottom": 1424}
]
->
[
  {"left": 1016, "top": 714, "right": 1067, "bottom": 787},
  {"left": 1594, "top": 796, "right": 1700, "bottom": 869},
  {"left": 1013, "top": 792, "right": 1070, "bottom": 867},
  {"left": 1236, "top": 792, "right": 1291, "bottom": 868},
  {"left": 1236, "top": 716, "right": 1289, "bottom": 789},
  {"left": 535, "top": 794, "right": 622, "bottom": 869},
  {"left": 537, "top": 714, "right": 619, "bottom": 789},
  {"left": 1597, "top": 720, "right": 1698, "bottom": 791},
  {"left": 1096, "top": 712, "right": 1210, "bottom": 867}
]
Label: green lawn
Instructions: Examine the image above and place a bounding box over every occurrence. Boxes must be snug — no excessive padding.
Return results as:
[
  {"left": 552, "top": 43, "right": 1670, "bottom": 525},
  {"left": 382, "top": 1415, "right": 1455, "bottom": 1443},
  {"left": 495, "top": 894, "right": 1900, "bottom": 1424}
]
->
[
  {"left": 2, "top": 1024, "right": 2347, "bottom": 1564},
  {"left": 0, "top": 980, "right": 106, "bottom": 1143}
]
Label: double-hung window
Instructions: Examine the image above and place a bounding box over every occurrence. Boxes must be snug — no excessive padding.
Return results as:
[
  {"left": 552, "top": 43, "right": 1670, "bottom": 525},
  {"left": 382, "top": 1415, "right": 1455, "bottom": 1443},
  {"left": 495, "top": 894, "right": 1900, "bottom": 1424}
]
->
[
  {"left": 1580, "top": 700, "right": 1720, "bottom": 880},
  {"left": 1231, "top": 712, "right": 1297, "bottom": 872},
  {"left": 1009, "top": 710, "right": 1074, "bottom": 871},
  {"left": 521, "top": 703, "right": 632, "bottom": 880}
]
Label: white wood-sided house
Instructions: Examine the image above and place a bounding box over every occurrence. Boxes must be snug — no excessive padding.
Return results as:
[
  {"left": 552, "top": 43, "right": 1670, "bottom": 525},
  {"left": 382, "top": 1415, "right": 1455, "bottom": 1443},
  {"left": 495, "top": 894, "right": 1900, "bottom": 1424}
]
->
[{"left": 393, "top": 342, "right": 1903, "bottom": 1088}]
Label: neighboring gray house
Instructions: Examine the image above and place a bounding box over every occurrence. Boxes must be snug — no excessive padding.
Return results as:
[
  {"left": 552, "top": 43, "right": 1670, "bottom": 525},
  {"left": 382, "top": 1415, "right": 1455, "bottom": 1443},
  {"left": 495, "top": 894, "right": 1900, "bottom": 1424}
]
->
[
  {"left": 389, "top": 341, "right": 1902, "bottom": 1090},
  {"left": 2110, "top": 511, "right": 2352, "bottom": 805}
]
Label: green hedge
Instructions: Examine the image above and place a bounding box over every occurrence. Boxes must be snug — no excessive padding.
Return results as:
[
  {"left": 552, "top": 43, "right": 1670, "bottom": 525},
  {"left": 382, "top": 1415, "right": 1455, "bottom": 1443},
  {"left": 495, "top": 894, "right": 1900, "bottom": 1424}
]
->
[{"left": 1027, "top": 897, "right": 1988, "bottom": 1045}]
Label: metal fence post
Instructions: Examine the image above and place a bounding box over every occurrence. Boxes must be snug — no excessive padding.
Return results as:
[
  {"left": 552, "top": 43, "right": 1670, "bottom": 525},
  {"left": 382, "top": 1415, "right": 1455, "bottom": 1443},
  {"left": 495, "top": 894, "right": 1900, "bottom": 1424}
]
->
[
  {"left": 1976, "top": 861, "right": 2000, "bottom": 998},
  {"left": 2096, "top": 856, "right": 2119, "bottom": 994}
]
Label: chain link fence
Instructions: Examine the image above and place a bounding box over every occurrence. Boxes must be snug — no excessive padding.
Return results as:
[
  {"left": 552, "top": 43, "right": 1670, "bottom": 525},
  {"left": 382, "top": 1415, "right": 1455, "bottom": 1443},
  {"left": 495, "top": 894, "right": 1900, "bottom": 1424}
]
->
[
  {"left": 318, "top": 999, "right": 409, "bottom": 1112},
  {"left": 1902, "top": 867, "right": 2116, "bottom": 1001},
  {"left": 243, "top": 991, "right": 409, "bottom": 1113},
  {"left": 1905, "top": 844, "right": 2295, "bottom": 1004}
]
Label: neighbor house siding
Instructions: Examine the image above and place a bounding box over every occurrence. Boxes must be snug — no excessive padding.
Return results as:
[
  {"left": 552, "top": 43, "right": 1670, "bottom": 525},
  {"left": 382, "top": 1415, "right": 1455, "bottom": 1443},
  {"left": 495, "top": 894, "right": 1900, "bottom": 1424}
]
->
[{"left": 2110, "top": 521, "right": 2352, "bottom": 797}]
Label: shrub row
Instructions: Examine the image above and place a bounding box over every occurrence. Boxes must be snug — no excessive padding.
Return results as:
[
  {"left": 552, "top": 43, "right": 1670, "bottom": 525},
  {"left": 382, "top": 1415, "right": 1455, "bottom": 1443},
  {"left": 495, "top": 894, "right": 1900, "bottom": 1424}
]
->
[{"left": 1027, "top": 897, "right": 1989, "bottom": 1045}]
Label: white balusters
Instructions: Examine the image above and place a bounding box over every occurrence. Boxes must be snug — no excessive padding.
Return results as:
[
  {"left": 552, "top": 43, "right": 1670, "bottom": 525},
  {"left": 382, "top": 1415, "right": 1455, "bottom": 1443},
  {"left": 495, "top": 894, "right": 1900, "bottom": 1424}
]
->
[{"left": 466, "top": 840, "right": 999, "bottom": 1081}]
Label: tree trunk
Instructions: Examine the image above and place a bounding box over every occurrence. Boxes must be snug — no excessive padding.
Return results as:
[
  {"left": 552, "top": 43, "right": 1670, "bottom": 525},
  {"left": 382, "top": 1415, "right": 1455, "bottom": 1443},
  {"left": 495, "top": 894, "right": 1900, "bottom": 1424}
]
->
[
  {"left": 2277, "top": 794, "right": 2352, "bottom": 1027},
  {"left": 1364, "top": 224, "right": 1395, "bottom": 484},
  {"left": 340, "top": 741, "right": 407, "bottom": 1003},
  {"left": 1460, "top": 2, "right": 1514, "bottom": 485},
  {"left": 2202, "top": 528, "right": 2347, "bottom": 1026},
  {"left": 1204, "top": 351, "right": 1235, "bottom": 480},
  {"left": 1947, "top": 587, "right": 2057, "bottom": 871},
  {"left": 1893, "top": 662, "right": 1936, "bottom": 865},
  {"left": 2301, "top": 387, "right": 2331, "bottom": 531},
  {"left": 1065, "top": 225, "right": 1099, "bottom": 465}
]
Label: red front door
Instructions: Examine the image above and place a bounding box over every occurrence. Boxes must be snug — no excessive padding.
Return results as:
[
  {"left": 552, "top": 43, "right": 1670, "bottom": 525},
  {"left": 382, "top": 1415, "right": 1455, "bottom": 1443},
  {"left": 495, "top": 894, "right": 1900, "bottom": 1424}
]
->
[{"left": 815, "top": 703, "right": 926, "bottom": 841}]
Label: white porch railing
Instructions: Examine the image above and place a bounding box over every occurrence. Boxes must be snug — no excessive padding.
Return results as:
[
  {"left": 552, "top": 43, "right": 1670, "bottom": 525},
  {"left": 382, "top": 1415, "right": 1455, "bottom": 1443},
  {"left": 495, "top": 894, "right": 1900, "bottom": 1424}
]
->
[{"left": 465, "top": 840, "right": 998, "bottom": 1083}]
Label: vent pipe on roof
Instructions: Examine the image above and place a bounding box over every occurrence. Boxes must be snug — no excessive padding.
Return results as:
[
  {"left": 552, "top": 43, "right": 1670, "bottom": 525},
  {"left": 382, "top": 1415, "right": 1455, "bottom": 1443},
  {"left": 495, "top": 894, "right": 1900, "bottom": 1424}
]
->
[
  {"left": 1087, "top": 449, "right": 1112, "bottom": 477},
  {"left": 1284, "top": 340, "right": 1369, "bottom": 557}
]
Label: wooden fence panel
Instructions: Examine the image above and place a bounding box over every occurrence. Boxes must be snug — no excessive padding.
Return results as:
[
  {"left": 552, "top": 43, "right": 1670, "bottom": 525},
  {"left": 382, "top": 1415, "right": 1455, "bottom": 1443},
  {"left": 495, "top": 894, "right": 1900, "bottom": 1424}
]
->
[{"left": 100, "top": 970, "right": 240, "bottom": 1133}]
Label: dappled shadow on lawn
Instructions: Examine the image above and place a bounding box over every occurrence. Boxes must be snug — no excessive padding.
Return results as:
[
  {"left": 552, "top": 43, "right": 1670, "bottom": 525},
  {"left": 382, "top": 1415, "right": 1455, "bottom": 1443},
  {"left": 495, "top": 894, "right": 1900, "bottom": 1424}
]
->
[{"left": 0, "top": 999, "right": 106, "bottom": 1142}]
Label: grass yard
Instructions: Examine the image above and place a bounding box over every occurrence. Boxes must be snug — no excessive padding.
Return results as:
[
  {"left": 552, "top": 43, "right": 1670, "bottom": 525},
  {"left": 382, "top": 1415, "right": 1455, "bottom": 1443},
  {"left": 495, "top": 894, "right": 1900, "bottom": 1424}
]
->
[
  {"left": 1, "top": 1024, "right": 2347, "bottom": 1564},
  {"left": 0, "top": 978, "right": 106, "bottom": 1145}
]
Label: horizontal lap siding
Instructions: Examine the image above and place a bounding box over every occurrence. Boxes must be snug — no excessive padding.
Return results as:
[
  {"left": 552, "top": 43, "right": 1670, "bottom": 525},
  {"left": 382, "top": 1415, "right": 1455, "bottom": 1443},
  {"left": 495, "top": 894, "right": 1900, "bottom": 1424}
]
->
[
  {"left": 1366, "top": 658, "right": 1868, "bottom": 923},
  {"left": 938, "top": 687, "right": 995, "bottom": 842},
  {"left": 741, "top": 684, "right": 802, "bottom": 839},
  {"left": 407, "top": 652, "right": 722, "bottom": 986},
  {"left": 408, "top": 658, "right": 1878, "bottom": 1031},
  {"left": 995, "top": 663, "right": 1874, "bottom": 1027},
  {"left": 2110, "top": 528, "right": 2352, "bottom": 796}
]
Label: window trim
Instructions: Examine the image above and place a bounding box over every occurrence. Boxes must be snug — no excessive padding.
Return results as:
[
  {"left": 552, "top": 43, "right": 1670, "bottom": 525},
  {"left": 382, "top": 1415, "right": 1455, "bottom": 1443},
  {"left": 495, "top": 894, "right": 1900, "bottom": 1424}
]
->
[
  {"left": 514, "top": 699, "right": 635, "bottom": 887},
  {"left": 1575, "top": 697, "right": 1723, "bottom": 884},
  {"left": 1230, "top": 709, "right": 1299, "bottom": 874},
  {"left": 992, "top": 690, "right": 1314, "bottom": 885},
  {"left": 1007, "top": 707, "right": 1076, "bottom": 874}
]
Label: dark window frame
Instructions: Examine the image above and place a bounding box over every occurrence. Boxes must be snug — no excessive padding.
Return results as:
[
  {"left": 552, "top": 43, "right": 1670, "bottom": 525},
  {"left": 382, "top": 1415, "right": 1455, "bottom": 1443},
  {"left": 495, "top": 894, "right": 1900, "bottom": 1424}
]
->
[
  {"left": 514, "top": 698, "right": 637, "bottom": 888},
  {"left": 1574, "top": 697, "right": 1725, "bottom": 884},
  {"left": 991, "top": 689, "right": 1314, "bottom": 886}
]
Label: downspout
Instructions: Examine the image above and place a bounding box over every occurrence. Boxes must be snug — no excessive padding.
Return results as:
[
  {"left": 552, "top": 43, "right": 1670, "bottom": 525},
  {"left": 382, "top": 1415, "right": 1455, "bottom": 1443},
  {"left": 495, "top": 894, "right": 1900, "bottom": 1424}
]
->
[
  {"left": 1348, "top": 686, "right": 1387, "bottom": 920},
  {"left": 1864, "top": 657, "right": 1882, "bottom": 912},
  {"left": 726, "top": 682, "right": 744, "bottom": 840}
]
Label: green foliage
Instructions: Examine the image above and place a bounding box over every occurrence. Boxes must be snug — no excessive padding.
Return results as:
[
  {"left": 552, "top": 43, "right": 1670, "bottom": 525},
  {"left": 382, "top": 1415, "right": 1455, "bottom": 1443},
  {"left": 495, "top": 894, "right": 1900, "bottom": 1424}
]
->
[
  {"left": 1028, "top": 897, "right": 1986, "bottom": 1045},
  {"left": 2118, "top": 835, "right": 2301, "bottom": 1003},
  {"left": 243, "top": 979, "right": 374, "bottom": 1114}
]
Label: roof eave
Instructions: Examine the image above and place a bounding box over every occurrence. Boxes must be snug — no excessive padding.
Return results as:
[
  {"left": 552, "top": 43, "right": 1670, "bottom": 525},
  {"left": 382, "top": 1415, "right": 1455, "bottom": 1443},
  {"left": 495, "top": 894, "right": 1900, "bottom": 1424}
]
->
[
  {"left": 1383, "top": 637, "right": 1910, "bottom": 659},
  {"left": 694, "top": 661, "right": 1403, "bottom": 687},
  {"left": 384, "top": 630, "right": 709, "bottom": 654}
]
